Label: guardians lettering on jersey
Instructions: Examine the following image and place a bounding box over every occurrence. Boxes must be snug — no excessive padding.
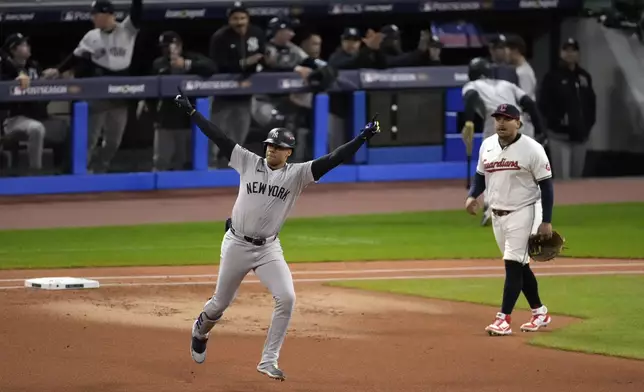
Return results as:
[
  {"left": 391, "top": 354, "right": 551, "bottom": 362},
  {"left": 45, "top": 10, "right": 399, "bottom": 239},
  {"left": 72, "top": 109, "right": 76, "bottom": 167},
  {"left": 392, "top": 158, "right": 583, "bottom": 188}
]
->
[
  {"left": 484, "top": 158, "right": 520, "bottom": 172},
  {"left": 246, "top": 182, "right": 291, "bottom": 201}
]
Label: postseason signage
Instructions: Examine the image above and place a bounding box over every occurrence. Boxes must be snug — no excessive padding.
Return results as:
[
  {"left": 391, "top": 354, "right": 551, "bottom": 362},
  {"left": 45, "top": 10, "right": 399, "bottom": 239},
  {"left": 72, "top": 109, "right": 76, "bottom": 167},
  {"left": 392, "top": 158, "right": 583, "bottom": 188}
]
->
[
  {"left": 0, "top": 67, "right": 467, "bottom": 101},
  {"left": 1, "top": 76, "right": 160, "bottom": 101},
  {"left": 0, "top": 0, "right": 582, "bottom": 23}
]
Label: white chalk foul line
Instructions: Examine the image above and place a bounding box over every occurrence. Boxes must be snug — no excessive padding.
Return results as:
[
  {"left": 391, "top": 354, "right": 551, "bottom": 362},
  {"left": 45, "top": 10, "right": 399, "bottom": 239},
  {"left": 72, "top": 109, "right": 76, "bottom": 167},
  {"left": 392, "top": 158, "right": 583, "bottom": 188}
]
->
[
  {"left": 1, "top": 269, "right": 643, "bottom": 290},
  {"left": 1, "top": 262, "right": 644, "bottom": 283}
]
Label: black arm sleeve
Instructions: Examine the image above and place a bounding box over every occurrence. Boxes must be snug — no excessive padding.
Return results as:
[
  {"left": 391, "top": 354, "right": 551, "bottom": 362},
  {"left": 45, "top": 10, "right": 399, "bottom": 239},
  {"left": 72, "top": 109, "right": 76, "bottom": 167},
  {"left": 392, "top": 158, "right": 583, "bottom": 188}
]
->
[
  {"left": 129, "top": 0, "right": 142, "bottom": 27},
  {"left": 463, "top": 89, "right": 482, "bottom": 123},
  {"left": 57, "top": 53, "right": 83, "bottom": 73},
  {"left": 538, "top": 177, "right": 554, "bottom": 223},
  {"left": 310, "top": 135, "right": 366, "bottom": 181},
  {"left": 467, "top": 173, "right": 486, "bottom": 199},
  {"left": 519, "top": 95, "right": 545, "bottom": 136},
  {"left": 189, "top": 111, "right": 236, "bottom": 161}
]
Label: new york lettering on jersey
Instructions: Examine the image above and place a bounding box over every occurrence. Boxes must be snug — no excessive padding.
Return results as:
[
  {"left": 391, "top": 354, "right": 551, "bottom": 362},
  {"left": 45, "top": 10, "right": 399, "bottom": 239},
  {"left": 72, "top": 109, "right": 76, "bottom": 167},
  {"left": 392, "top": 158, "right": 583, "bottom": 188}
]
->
[
  {"left": 74, "top": 16, "right": 138, "bottom": 71},
  {"left": 228, "top": 145, "right": 314, "bottom": 238},
  {"left": 246, "top": 181, "right": 291, "bottom": 202}
]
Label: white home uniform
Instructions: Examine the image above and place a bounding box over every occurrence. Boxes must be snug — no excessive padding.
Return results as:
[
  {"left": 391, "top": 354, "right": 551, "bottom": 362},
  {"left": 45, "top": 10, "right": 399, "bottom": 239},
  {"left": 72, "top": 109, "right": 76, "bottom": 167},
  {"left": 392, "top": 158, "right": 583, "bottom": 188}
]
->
[
  {"left": 461, "top": 79, "right": 529, "bottom": 138},
  {"left": 515, "top": 62, "right": 537, "bottom": 137},
  {"left": 197, "top": 144, "right": 315, "bottom": 366},
  {"left": 73, "top": 16, "right": 139, "bottom": 172},
  {"left": 477, "top": 133, "right": 552, "bottom": 263}
]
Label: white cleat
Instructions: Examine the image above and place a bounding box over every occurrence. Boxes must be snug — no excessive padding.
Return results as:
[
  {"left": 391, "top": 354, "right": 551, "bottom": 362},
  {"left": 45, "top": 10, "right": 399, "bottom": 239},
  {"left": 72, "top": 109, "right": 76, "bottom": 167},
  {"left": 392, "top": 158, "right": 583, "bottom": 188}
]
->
[
  {"left": 521, "top": 306, "right": 552, "bottom": 332},
  {"left": 485, "top": 312, "right": 513, "bottom": 336}
]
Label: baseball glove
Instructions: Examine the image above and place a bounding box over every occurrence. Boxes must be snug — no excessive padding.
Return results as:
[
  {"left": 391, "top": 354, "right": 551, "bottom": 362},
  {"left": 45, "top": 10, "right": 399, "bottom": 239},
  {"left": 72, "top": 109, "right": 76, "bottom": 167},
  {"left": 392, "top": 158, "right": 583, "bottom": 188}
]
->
[{"left": 528, "top": 231, "right": 565, "bottom": 262}]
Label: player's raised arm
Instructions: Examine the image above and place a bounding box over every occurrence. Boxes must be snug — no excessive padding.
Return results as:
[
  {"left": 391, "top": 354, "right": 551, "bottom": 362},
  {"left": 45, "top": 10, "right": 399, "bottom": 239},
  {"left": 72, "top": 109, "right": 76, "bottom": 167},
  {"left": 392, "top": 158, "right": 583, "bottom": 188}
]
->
[
  {"left": 125, "top": 0, "right": 143, "bottom": 30},
  {"left": 310, "top": 116, "right": 381, "bottom": 181},
  {"left": 174, "top": 87, "right": 236, "bottom": 161}
]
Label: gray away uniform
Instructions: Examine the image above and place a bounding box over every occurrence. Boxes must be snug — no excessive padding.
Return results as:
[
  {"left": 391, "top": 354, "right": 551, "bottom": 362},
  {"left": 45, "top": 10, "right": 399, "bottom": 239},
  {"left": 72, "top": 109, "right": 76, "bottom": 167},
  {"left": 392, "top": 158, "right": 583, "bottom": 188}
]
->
[
  {"left": 196, "top": 145, "right": 314, "bottom": 367},
  {"left": 177, "top": 93, "right": 380, "bottom": 376},
  {"left": 76, "top": 16, "right": 139, "bottom": 172},
  {"left": 66, "top": 4, "right": 140, "bottom": 173}
]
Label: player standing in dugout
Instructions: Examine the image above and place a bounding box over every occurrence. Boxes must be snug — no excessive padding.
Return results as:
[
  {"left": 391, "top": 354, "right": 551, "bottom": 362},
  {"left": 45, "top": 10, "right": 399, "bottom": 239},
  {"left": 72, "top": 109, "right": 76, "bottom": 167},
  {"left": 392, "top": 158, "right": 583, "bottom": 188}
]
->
[
  {"left": 208, "top": 1, "right": 266, "bottom": 168},
  {"left": 43, "top": 0, "right": 143, "bottom": 174}
]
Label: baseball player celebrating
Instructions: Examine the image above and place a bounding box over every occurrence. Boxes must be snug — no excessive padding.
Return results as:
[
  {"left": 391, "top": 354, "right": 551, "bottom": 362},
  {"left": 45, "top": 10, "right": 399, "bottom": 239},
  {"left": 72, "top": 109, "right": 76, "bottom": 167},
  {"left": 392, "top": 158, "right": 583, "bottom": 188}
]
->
[
  {"left": 173, "top": 88, "right": 380, "bottom": 381},
  {"left": 465, "top": 103, "right": 554, "bottom": 336},
  {"left": 43, "top": 0, "right": 142, "bottom": 173},
  {"left": 461, "top": 57, "right": 545, "bottom": 226}
]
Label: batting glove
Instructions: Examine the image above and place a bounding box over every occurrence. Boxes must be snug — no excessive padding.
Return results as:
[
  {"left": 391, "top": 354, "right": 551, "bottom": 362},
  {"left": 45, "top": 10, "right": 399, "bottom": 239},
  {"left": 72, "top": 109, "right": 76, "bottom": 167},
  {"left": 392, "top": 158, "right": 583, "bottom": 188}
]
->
[
  {"left": 174, "top": 86, "right": 196, "bottom": 116},
  {"left": 360, "top": 114, "right": 381, "bottom": 140}
]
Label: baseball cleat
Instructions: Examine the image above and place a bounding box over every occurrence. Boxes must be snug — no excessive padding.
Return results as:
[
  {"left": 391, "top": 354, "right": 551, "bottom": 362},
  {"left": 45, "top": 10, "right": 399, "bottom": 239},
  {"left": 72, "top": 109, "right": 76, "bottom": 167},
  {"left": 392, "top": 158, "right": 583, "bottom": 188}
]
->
[
  {"left": 190, "top": 313, "right": 210, "bottom": 364},
  {"left": 521, "top": 306, "right": 552, "bottom": 332},
  {"left": 191, "top": 334, "right": 208, "bottom": 364},
  {"left": 257, "top": 363, "right": 286, "bottom": 381},
  {"left": 485, "top": 312, "right": 512, "bottom": 336}
]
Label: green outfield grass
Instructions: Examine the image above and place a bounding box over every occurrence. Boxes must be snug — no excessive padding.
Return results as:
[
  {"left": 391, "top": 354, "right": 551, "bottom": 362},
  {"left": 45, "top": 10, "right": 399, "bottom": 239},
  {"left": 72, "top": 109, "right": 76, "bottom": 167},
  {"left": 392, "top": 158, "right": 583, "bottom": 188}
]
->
[
  {"left": 331, "top": 275, "right": 644, "bottom": 360},
  {"left": 0, "top": 202, "right": 643, "bottom": 269}
]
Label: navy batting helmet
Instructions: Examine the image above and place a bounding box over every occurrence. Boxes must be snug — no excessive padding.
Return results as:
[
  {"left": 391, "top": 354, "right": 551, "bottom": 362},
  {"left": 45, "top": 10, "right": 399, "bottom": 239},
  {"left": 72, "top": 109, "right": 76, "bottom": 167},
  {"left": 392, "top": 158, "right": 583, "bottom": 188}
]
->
[
  {"left": 468, "top": 57, "right": 491, "bottom": 81},
  {"left": 264, "top": 128, "right": 296, "bottom": 149}
]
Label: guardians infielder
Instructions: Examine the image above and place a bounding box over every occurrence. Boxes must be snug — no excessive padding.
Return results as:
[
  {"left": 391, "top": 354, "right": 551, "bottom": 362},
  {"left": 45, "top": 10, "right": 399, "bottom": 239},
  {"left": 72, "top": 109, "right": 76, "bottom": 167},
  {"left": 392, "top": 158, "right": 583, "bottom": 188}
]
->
[
  {"left": 173, "top": 88, "right": 381, "bottom": 381},
  {"left": 44, "top": 0, "right": 142, "bottom": 173},
  {"left": 461, "top": 57, "right": 545, "bottom": 226},
  {"left": 465, "top": 103, "right": 554, "bottom": 336}
]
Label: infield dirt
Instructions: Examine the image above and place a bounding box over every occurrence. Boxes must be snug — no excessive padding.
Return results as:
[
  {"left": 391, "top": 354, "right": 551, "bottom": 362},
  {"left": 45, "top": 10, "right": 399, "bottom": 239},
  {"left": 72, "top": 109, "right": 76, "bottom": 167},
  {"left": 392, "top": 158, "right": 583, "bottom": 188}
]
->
[{"left": 1, "top": 178, "right": 643, "bottom": 391}]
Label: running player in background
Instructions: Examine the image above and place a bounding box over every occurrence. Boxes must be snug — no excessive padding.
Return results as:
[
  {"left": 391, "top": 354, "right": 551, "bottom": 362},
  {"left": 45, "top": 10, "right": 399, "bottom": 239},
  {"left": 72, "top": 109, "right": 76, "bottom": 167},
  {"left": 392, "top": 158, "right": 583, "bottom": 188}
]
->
[
  {"left": 461, "top": 57, "right": 545, "bottom": 226},
  {"left": 43, "top": 0, "right": 143, "bottom": 174}
]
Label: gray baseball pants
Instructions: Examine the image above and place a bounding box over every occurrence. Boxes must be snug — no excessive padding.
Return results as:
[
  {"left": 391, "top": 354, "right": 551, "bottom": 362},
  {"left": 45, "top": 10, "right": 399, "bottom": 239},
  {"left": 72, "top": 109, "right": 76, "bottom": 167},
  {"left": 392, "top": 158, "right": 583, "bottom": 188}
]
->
[
  {"left": 547, "top": 135, "right": 587, "bottom": 180},
  {"left": 2, "top": 115, "right": 45, "bottom": 169},
  {"left": 154, "top": 128, "right": 191, "bottom": 171},
  {"left": 87, "top": 100, "right": 129, "bottom": 173},
  {"left": 194, "top": 231, "right": 295, "bottom": 367}
]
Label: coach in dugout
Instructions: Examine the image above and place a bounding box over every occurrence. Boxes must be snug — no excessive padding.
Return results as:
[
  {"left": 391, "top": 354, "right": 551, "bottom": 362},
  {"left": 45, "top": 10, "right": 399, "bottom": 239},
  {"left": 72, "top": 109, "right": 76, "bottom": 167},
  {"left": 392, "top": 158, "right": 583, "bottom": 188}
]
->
[
  {"left": 379, "top": 24, "right": 434, "bottom": 68},
  {"left": 328, "top": 27, "right": 387, "bottom": 69},
  {"left": 487, "top": 34, "right": 519, "bottom": 85},
  {"left": 506, "top": 35, "right": 537, "bottom": 138},
  {"left": 539, "top": 38, "right": 596, "bottom": 180},
  {"left": 208, "top": 1, "right": 266, "bottom": 167},
  {"left": 0, "top": 33, "right": 46, "bottom": 174},
  {"left": 43, "top": 0, "right": 143, "bottom": 174},
  {"left": 147, "top": 31, "right": 217, "bottom": 171}
]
